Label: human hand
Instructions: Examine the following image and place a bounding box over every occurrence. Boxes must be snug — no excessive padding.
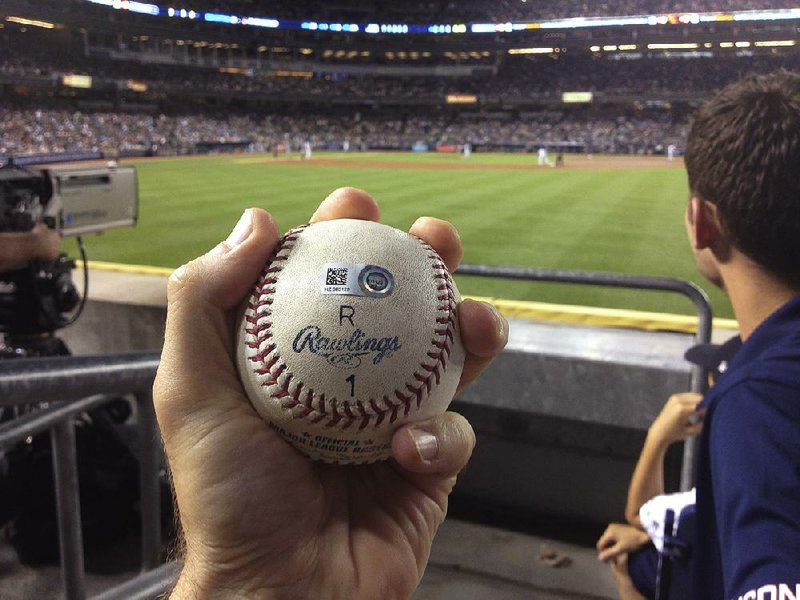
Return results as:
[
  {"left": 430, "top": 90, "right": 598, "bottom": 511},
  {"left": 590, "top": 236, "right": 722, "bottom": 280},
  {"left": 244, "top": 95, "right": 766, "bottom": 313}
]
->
[
  {"left": 0, "top": 223, "right": 61, "bottom": 270},
  {"left": 153, "top": 187, "right": 509, "bottom": 600},
  {"left": 596, "top": 523, "right": 650, "bottom": 562},
  {"left": 648, "top": 392, "right": 705, "bottom": 448},
  {"left": 607, "top": 552, "right": 648, "bottom": 600}
]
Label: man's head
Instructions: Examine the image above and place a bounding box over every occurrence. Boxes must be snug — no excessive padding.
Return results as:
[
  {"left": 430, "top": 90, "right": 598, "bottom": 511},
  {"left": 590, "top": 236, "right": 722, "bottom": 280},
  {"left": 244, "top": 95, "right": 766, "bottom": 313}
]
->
[{"left": 684, "top": 70, "right": 800, "bottom": 286}]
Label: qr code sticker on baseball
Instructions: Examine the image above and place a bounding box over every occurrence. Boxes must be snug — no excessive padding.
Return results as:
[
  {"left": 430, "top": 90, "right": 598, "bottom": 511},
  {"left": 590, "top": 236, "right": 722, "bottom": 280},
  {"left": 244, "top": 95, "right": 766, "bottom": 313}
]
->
[{"left": 236, "top": 218, "right": 465, "bottom": 463}]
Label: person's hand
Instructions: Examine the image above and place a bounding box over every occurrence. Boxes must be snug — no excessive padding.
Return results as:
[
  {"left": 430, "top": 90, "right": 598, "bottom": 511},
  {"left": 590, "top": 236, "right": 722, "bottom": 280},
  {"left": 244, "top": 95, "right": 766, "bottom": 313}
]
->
[
  {"left": 153, "top": 187, "right": 509, "bottom": 600},
  {"left": 596, "top": 523, "right": 650, "bottom": 562},
  {"left": 0, "top": 223, "right": 61, "bottom": 270},
  {"left": 607, "top": 552, "right": 648, "bottom": 600},
  {"left": 647, "top": 392, "right": 705, "bottom": 448}
]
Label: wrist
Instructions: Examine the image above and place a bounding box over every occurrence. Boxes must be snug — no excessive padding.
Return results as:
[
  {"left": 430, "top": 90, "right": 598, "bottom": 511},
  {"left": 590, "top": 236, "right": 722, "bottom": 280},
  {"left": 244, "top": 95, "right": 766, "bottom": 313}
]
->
[
  {"left": 170, "top": 555, "right": 309, "bottom": 600},
  {"left": 644, "top": 426, "right": 672, "bottom": 451}
]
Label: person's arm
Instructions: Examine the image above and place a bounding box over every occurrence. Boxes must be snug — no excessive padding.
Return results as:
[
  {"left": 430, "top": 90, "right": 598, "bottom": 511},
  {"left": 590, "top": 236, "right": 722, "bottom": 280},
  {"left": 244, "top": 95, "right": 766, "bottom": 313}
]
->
[
  {"left": 0, "top": 223, "right": 61, "bottom": 270},
  {"left": 154, "top": 188, "right": 509, "bottom": 599},
  {"left": 625, "top": 393, "right": 704, "bottom": 526},
  {"left": 596, "top": 523, "right": 650, "bottom": 562}
]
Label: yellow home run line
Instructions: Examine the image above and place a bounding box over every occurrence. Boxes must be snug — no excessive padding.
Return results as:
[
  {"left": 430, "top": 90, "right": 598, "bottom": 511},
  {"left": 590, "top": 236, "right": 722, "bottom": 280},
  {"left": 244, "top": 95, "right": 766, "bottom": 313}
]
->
[
  {"left": 79, "top": 261, "right": 738, "bottom": 334},
  {"left": 467, "top": 295, "right": 738, "bottom": 334},
  {"left": 79, "top": 260, "right": 174, "bottom": 277}
]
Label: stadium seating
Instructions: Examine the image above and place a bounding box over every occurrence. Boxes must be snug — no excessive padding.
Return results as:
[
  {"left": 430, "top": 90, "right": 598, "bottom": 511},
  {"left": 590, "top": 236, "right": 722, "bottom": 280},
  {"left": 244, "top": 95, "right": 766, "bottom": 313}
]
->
[{"left": 2, "top": 0, "right": 798, "bottom": 156}]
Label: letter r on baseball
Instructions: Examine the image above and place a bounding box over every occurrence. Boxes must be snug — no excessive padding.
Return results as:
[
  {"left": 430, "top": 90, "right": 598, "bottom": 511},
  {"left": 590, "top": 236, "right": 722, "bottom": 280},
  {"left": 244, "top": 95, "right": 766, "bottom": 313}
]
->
[{"left": 340, "top": 305, "right": 355, "bottom": 327}]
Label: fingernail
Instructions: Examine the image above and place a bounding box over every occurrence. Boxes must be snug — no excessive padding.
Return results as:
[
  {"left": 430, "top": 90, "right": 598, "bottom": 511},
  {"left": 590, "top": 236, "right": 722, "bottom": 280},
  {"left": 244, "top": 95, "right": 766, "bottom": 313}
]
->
[
  {"left": 482, "top": 301, "right": 508, "bottom": 340},
  {"left": 225, "top": 209, "right": 253, "bottom": 248},
  {"left": 410, "top": 429, "right": 439, "bottom": 461}
]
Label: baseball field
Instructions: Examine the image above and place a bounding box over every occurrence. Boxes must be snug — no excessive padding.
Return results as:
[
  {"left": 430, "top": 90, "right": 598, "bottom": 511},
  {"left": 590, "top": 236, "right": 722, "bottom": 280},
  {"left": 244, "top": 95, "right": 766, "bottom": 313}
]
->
[{"left": 81, "top": 151, "right": 733, "bottom": 319}]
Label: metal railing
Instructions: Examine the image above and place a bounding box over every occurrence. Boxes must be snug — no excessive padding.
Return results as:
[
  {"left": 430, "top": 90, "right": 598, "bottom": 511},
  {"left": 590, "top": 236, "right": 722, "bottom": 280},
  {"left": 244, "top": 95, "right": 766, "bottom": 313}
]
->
[
  {"left": 0, "top": 266, "right": 714, "bottom": 598},
  {"left": 0, "top": 351, "right": 176, "bottom": 600},
  {"left": 455, "top": 263, "right": 714, "bottom": 490}
]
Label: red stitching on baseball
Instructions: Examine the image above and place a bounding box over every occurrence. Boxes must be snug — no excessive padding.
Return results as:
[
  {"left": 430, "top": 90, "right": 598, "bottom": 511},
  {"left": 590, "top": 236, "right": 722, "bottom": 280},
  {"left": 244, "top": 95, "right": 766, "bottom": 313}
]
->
[{"left": 244, "top": 224, "right": 458, "bottom": 432}]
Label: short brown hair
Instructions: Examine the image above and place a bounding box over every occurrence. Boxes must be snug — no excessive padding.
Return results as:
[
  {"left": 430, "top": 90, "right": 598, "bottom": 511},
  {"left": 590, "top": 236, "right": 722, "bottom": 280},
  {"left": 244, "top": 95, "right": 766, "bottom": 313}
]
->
[{"left": 685, "top": 70, "right": 800, "bottom": 283}]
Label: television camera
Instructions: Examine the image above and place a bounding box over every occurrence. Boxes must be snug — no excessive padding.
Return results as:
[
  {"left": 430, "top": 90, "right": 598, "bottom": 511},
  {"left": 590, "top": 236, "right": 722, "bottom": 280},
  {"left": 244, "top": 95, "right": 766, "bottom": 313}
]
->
[
  {"left": 0, "top": 161, "right": 138, "bottom": 356},
  {"left": 0, "top": 162, "right": 144, "bottom": 563}
]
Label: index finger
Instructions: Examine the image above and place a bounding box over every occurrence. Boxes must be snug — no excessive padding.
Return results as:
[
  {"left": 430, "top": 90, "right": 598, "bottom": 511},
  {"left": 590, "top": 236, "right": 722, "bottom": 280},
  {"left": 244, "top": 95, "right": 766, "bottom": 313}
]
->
[{"left": 309, "top": 187, "right": 380, "bottom": 223}]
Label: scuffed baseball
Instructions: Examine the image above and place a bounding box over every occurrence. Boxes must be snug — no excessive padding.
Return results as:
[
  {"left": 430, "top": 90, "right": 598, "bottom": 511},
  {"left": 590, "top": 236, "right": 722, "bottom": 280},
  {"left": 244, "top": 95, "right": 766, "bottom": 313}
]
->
[{"left": 236, "top": 218, "right": 465, "bottom": 463}]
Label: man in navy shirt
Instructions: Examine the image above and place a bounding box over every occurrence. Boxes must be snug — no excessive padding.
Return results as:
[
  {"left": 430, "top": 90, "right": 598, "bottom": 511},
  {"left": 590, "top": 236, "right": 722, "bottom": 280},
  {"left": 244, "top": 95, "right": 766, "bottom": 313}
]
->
[{"left": 683, "top": 70, "right": 800, "bottom": 598}]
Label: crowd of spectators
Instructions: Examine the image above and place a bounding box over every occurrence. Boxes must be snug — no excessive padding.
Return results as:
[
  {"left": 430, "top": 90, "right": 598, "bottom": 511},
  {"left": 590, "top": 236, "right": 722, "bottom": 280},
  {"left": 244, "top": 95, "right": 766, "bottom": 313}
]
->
[
  {"left": 167, "top": 0, "right": 800, "bottom": 22},
  {"left": 3, "top": 51, "right": 797, "bottom": 103},
  {"left": 2, "top": 3, "right": 791, "bottom": 159},
  {"left": 0, "top": 105, "right": 688, "bottom": 157}
]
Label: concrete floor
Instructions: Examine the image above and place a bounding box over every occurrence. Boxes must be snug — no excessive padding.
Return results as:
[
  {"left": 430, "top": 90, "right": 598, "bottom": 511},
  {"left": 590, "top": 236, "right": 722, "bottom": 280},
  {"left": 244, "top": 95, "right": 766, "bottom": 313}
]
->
[
  {"left": 416, "top": 519, "right": 617, "bottom": 599},
  {"left": 0, "top": 517, "right": 617, "bottom": 599}
]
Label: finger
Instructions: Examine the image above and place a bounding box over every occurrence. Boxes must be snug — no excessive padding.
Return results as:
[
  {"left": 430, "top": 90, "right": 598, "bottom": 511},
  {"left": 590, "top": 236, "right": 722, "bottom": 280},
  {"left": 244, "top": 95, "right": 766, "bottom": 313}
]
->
[
  {"left": 686, "top": 423, "right": 704, "bottom": 436},
  {"left": 154, "top": 209, "right": 280, "bottom": 435},
  {"left": 596, "top": 531, "right": 613, "bottom": 551},
  {"left": 409, "top": 217, "right": 463, "bottom": 273},
  {"left": 597, "top": 543, "right": 621, "bottom": 562},
  {"left": 609, "top": 553, "right": 629, "bottom": 572},
  {"left": 457, "top": 299, "right": 509, "bottom": 393},
  {"left": 391, "top": 411, "right": 476, "bottom": 478},
  {"left": 677, "top": 392, "right": 703, "bottom": 407},
  {"left": 310, "top": 187, "right": 381, "bottom": 223}
]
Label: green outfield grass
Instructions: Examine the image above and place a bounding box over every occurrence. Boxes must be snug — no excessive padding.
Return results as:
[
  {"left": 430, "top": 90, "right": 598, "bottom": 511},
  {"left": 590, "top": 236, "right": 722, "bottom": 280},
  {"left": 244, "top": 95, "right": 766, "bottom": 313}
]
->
[{"left": 78, "top": 151, "right": 733, "bottom": 319}]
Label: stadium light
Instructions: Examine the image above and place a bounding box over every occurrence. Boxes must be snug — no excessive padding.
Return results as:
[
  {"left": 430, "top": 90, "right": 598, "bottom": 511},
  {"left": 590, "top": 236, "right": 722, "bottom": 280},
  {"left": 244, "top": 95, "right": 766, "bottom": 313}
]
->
[
  {"left": 508, "top": 47, "right": 555, "bottom": 54},
  {"left": 77, "top": 0, "right": 800, "bottom": 37},
  {"left": 647, "top": 43, "right": 699, "bottom": 49},
  {"left": 754, "top": 40, "right": 796, "bottom": 47},
  {"left": 5, "top": 16, "right": 57, "bottom": 29}
]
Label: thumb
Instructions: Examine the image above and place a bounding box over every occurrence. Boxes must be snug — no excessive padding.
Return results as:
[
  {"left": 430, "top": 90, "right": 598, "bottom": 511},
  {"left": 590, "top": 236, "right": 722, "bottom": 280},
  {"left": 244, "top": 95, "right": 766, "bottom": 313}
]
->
[
  {"left": 154, "top": 208, "right": 280, "bottom": 438},
  {"left": 391, "top": 411, "right": 476, "bottom": 478}
]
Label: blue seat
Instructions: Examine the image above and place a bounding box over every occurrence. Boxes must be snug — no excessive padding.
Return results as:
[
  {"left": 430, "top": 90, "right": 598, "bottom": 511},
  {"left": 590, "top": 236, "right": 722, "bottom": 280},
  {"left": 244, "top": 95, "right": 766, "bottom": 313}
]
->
[{"left": 655, "top": 504, "right": 696, "bottom": 600}]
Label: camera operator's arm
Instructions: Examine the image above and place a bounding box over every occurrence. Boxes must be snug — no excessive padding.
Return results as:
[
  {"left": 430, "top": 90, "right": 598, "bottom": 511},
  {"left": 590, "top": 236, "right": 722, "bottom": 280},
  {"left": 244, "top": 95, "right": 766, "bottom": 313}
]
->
[{"left": 0, "top": 223, "right": 61, "bottom": 270}]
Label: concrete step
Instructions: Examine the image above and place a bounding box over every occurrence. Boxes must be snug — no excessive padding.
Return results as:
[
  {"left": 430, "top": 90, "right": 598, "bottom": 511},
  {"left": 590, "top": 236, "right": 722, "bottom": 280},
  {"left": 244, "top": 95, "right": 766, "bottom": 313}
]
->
[{"left": 416, "top": 519, "right": 617, "bottom": 600}]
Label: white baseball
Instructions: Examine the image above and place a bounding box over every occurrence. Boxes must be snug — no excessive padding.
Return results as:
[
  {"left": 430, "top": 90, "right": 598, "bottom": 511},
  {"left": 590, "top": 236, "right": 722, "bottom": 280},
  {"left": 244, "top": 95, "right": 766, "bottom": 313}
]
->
[{"left": 236, "top": 218, "right": 465, "bottom": 463}]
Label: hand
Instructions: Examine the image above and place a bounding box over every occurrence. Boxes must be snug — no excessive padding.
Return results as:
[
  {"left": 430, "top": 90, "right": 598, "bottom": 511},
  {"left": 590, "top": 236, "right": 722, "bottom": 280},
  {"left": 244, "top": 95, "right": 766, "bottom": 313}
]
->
[
  {"left": 0, "top": 223, "right": 61, "bottom": 270},
  {"left": 153, "top": 187, "right": 509, "bottom": 600},
  {"left": 596, "top": 523, "right": 650, "bottom": 562},
  {"left": 648, "top": 392, "right": 705, "bottom": 448},
  {"left": 607, "top": 552, "right": 648, "bottom": 600}
]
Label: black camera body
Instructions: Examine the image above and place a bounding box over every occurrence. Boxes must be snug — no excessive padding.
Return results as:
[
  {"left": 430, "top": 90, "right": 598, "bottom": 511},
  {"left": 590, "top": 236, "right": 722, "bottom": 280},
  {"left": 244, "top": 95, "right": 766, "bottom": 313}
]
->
[{"left": 0, "top": 162, "right": 138, "bottom": 338}]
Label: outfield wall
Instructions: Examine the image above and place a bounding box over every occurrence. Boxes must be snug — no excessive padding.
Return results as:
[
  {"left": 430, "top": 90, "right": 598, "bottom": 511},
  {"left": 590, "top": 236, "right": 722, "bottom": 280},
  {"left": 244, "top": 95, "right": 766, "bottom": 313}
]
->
[{"left": 61, "top": 264, "right": 737, "bottom": 529}]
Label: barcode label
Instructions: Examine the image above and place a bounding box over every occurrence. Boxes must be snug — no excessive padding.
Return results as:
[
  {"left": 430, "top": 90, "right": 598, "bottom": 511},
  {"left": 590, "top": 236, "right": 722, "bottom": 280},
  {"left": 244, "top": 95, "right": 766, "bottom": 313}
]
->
[
  {"left": 320, "top": 263, "right": 394, "bottom": 299},
  {"left": 326, "top": 267, "right": 348, "bottom": 286},
  {"left": 321, "top": 263, "right": 361, "bottom": 295}
]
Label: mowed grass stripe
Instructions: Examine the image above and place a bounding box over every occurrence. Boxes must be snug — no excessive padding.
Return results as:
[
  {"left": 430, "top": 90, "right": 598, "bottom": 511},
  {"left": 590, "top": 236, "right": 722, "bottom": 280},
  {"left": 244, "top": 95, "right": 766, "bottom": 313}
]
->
[{"left": 80, "top": 153, "right": 730, "bottom": 318}]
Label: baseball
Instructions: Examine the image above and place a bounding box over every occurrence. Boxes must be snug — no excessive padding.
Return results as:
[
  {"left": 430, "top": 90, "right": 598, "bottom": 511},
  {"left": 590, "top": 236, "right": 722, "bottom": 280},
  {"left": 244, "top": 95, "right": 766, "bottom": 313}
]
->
[{"left": 236, "top": 218, "right": 465, "bottom": 463}]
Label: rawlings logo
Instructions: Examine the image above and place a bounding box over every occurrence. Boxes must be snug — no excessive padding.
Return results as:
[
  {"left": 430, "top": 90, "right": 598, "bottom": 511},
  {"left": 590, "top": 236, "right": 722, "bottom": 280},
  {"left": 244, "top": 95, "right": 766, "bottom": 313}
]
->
[{"left": 292, "top": 325, "right": 402, "bottom": 368}]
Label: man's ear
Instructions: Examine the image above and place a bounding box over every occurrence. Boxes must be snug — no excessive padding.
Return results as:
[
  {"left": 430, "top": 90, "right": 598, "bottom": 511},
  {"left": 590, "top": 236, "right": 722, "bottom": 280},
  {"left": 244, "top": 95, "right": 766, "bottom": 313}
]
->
[{"left": 688, "top": 196, "right": 721, "bottom": 250}]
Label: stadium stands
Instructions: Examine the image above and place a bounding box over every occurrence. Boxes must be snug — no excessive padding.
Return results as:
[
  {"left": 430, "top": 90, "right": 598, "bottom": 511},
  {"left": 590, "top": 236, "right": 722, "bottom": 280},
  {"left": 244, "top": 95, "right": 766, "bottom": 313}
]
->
[
  {"left": 1, "top": 0, "right": 799, "bottom": 156},
  {"left": 0, "top": 106, "right": 691, "bottom": 156}
]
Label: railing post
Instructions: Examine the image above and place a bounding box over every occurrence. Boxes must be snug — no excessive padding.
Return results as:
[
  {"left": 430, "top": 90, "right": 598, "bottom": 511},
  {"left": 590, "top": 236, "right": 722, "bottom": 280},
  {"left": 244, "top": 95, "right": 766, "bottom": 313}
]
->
[
  {"left": 51, "top": 419, "right": 87, "bottom": 600},
  {"left": 136, "top": 388, "right": 163, "bottom": 571},
  {"left": 455, "top": 263, "right": 715, "bottom": 490}
]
